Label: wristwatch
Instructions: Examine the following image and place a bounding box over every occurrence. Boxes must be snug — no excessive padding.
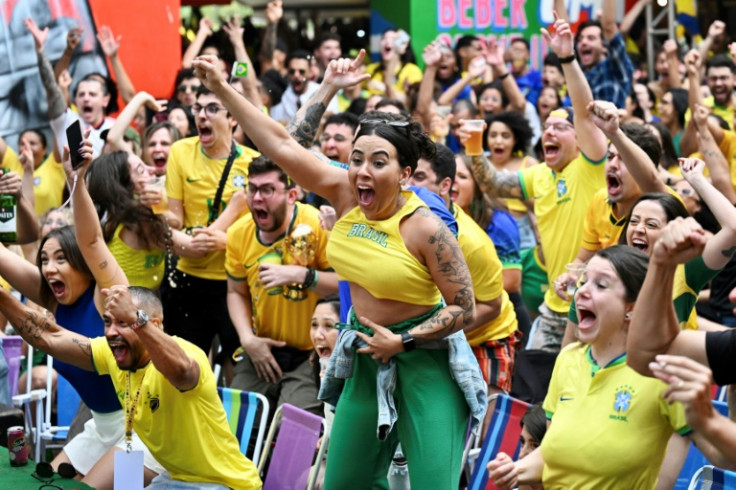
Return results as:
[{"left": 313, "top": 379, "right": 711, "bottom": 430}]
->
[
  {"left": 401, "top": 332, "right": 416, "bottom": 352},
  {"left": 129, "top": 309, "right": 150, "bottom": 331}
]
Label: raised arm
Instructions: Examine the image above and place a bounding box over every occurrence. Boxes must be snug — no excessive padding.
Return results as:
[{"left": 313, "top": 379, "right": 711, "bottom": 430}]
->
[
  {"left": 692, "top": 104, "right": 736, "bottom": 203},
  {"left": 600, "top": 0, "right": 618, "bottom": 41},
  {"left": 64, "top": 142, "right": 129, "bottom": 313},
  {"left": 97, "top": 26, "right": 135, "bottom": 103},
  {"left": 194, "top": 55, "right": 351, "bottom": 210},
  {"left": 619, "top": 0, "right": 652, "bottom": 37},
  {"left": 680, "top": 157, "right": 736, "bottom": 271},
  {"left": 485, "top": 39, "right": 526, "bottom": 113},
  {"left": 663, "top": 40, "right": 682, "bottom": 89},
  {"left": 286, "top": 50, "right": 370, "bottom": 149},
  {"left": 699, "top": 21, "right": 726, "bottom": 78},
  {"left": 680, "top": 50, "right": 705, "bottom": 158},
  {"left": 258, "top": 1, "right": 283, "bottom": 73},
  {"left": 627, "top": 217, "right": 710, "bottom": 375},
  {"left": 588, "top": 100, "right": 667, "bottom": 193},
  {"left": 542, "top": 13, "right": 608, "bottom": 161},
  {"left": 415, "top": 42, "right": 442, "bottom": 128},
  {"left": 222, "top": 16, "right": 262, "bottom": 109},
  {"left": 54, "top": 26, "right": 82, "bottom": 80},
  {"left": 437, "top": 55, "right": 488, "bottom": 106},
  {"left": 456, "top": 128, "right": 525, "bottom": 200},
  {"left": 0, "top": 287, "right": 94, "bottom": 370},
  {"left": 182, "top": 18, "right": 213, "bottom": 69},
  {"left": 103, "top": 286, "right": 199, "bottom": 390},
  {"left": 106, "top": 92, "right": 166, "bottom": 153}
]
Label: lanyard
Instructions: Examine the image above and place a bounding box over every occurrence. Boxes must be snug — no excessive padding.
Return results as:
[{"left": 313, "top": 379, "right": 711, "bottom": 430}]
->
[{"left": 124, "top": 369, "right": 147, "bottom": 453}]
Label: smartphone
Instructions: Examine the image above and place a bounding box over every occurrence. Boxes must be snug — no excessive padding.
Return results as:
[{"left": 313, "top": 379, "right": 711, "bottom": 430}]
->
[
  {"left": 66, "top": 120, "right": 85, "bottom": 169},
  {"left": 394, "top": 29, "right": 410, "bottom": 53}
]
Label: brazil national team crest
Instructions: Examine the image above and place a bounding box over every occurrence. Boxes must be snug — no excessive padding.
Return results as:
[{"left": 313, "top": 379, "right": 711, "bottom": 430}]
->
[
  {"left": 233, "top": 175, "right": 246, "bottom": 188},
  {"left": 610, "top": 385, "right": 634, "bottom": 421},
  {"left": 556, "top": 179, "right": 567, "bottom": 198}
]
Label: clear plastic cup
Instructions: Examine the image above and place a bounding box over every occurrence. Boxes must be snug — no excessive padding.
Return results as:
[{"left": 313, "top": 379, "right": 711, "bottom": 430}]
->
[
  {"left": 463, "top": 119, "right": 485, "bottom": 156},
  {"left": 145, "top": 176, "right": 168, "bottom": 214},
  {"left": 565, "top": 263, "right": 586, "bottom": 296}
]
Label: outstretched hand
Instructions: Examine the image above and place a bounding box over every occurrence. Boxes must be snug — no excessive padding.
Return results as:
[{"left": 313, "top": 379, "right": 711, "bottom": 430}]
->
[
  {"left": 679, "top": 157, "right": 707, "bottom": 184},
  {"left": 323, "top": 49, "right": 371, "bottom": 90},
  {"left": 541, "top": 11, "right": 574, "bottom": 58},
  {"left": 97, "top": 25, "right": 122, "bottom": 58},
  {"left": 355, "top": 317, "right": 404, "bottom": 364},
  {"left": 222, "top": 15, "right": 245, "bottom": 47},
  {"left": 24, "top": 18, "right": 48, "bottom": 52},
  {"left": 66, "top": 26, "right": 83, "bottom": 52}
]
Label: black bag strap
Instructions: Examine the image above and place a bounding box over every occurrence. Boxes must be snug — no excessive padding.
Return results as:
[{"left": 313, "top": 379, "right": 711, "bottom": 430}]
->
[{"left": 208, "top": 142, "right": 238, "bottom": 225}]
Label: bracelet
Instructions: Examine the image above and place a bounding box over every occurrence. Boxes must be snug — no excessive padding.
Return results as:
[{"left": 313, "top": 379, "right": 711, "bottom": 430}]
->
[
  {"left": 497, "top": 72, "right": 510, "bottom": 81},
  {"left": 302, "top": 267, "right": 316, "bottom": 289},
  {"left": 558, "top": 52, "right": 576, "bottom": 64},
  {"left": 309, "top": 270, "right": 319, "bottom": 291}
]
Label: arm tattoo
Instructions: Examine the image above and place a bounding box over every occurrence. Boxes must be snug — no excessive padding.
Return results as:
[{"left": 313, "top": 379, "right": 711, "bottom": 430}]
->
[
  {"left": 286, "top": 103, "right": 327, "bottom": 148},
  {"left": 14, "top": 310, "right": 54, "bottom": 343},
  {"left": 37, "top": 50, "right": 66, "bottom": 119},
  {"left": 470, "top": 155, "right": 523, "bottom": 199},
  {"left": 99, "top": 260, "right": 108, "bottom": 269},
  {"left": 722, "top": 246, "right": 736, "bottom": 258},
  {"left": 260, "top": 24, "right": 276, "bottom": 60},
  {"left": 72, "top": 338, "right": 92, "bottom": 359},
  {"left": 413, "top": 209, "right": 474, "bottom": 341}
]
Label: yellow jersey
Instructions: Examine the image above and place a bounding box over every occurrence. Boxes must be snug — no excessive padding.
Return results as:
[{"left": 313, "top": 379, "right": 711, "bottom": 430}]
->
[
  {"left": 365, "top": 62, "right": 423, "bottom": 97},
  {"left": 3, "top": 148, "right": 67, "bottom": 216}
]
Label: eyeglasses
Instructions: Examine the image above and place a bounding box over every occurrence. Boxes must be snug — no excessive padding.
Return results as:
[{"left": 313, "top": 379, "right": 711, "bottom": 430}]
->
[
  {"left": 177, "top": 83, "right": 199, "bottom": 93},
  {"left": 288, "top": 68, "right": 307, "bottom": 76},
  {"left": 542, "top": 122, "right": 574, "bottom": 132},
  {"left": 32, "top": 461, "right": 76, "bottom": 489},
  {"left": 191, "top": 103, "right": 228, "bottom": 117},
  {"left": 247, "top": 183, "right": 286, "bottom": 198}
]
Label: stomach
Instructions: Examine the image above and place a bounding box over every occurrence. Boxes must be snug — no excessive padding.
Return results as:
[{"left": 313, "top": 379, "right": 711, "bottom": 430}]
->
[{"left": 348, "top": 281, "right": 438, "bottom": 327}]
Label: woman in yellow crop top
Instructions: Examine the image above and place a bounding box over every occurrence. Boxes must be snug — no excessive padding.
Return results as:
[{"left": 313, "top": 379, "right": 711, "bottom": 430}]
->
[
  {"left": 193, "top": 51, "right": 478, "bottom": 489},
  {"left": 84, "top": 151, "right": 202, "bottom": 289}
]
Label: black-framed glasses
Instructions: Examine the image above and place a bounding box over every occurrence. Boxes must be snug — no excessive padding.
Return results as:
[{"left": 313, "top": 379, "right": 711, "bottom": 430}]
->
[
  {"left": 177, "top": 83, "right": 199, "bottom": 93},
  {"left": 247, "top": 183, "right": 286, "bottom": 198},
  {"left": 191, "top": 103, "right": 228, "bottom": 117}
]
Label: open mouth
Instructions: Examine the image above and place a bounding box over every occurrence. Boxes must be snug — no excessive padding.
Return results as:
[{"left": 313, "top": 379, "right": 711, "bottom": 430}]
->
[
  {"left": 543, "top": 142, "right": 560, "bottom": 159},
  {"left": 630, "top": 238, "right": 648, "bottom": 252},
  {"left": 607, "top": 173, "right": 622, "bottom": 196},
  {"left": 492, "top": 148, "right": 507, "bottom": 158},
  {"left": 577, "top": 306, "right": 597, "bottom": 330},
  {"left": 108, "top": 340, "right": 129, "bottom": 363},
  {"left": 47, "top": 279, "right": 66, "bottom": 299},
  {"left": 357, "top": 186, "right": 375, "bottom": 206},
  {"left": 315, "top": 345, "right": 332, "bottom": 358},
  {"left": 152, "top": 154, "right": 167, "bottom": 169},
  {"left": 198, "top": 126, "right": 213, "bottom": 144}
]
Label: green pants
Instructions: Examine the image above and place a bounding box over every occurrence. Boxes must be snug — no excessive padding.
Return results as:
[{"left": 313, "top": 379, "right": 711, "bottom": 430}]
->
[{"left": 323, "top": 349, "right": 469, "bottom": 489}]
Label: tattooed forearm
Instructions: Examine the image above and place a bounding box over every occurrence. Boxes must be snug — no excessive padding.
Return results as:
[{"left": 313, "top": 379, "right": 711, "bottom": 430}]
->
[
  {"left": 37, "top": 50, "right": 66, "bottom": 119},
  {"left": 72, "top": 338, "right": 93, "bottom": 359},
  {"left": 722, "top": 246, "right": 736, "bottom": 258},
  {"left": 13, "top": 309, "right": 54, "bottom": 344},
  {"left": 470, "top": 155, "right": 523, "bottom": 199},
  {"left": 412, "top": 211, "right": 475, "bottom": 342},
  {"left": 286, "top": 103, "right": 327, "bottom": 148},
  {"left": 260, "top": 23, "right": 277, "bottom": 60}
]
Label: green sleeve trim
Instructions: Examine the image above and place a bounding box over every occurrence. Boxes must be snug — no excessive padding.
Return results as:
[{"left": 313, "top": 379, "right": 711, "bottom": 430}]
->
[
  {"left": 518, "top": 170, "right": 529, "bottom": 201},
  {"left": 581, "top": 151, "right": 607, "bottom": 166},
  {"left": 684, "top": 255, "right": 720, "bottom": 293},
  {"left": 545, "top": 410, "right": 554, "bottom": 420},
  {"left": 226, "top": 271, "right": 248, "bottom": 282},
  {"left": 568, "top": 297, "right": 578, "bottom": 322},
  {"left": 676, "top": 426, "right": 693, "bottom": 437}
]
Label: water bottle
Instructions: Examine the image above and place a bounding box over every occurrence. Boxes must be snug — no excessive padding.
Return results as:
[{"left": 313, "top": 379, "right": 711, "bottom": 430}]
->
[
  {"left": 387, "top": 444, "right": 410, "bottom": 489},
  {"left": 0, "top": 169, "right": 17, "bottom": 243}
]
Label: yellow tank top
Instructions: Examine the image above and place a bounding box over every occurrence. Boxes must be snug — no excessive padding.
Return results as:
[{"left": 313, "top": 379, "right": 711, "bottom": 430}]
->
[
  {"left": 327, "top": 191, "right": 442, "bottom": 305},
  {"left": 107, "top": 224, "right": 166, "bottom": 290},
  {"left": 504, "top": 156, "right": 533, "bottom": 214}
]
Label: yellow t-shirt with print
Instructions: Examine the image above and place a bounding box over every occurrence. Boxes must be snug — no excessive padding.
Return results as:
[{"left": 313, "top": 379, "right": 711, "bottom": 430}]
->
[
  {"left": 225, "top": 203, "right": 331, "bottom": 350},
  {"left": 166, "top": 136, "right": 259, "bottom": 280},
  {"left": 453, "top": 206, "right": 517, "bottom": 344},
  {"left": 541, "top": 343, "right": 689, "bottom": 490},
  {"left": 2, "top": 149, "right": 66, "bottom": 216},
  {"left": 365, "top": 62, "right": 423, "bottom": 96},
  {"left": 107, "top": 224, "right": 165, "bottom": 290},
  {"left": 90, "top": 336, "right": 262, "bottom": 489},
  {"left": 519, "top": 153, "right": 606, "bottom": 314}
]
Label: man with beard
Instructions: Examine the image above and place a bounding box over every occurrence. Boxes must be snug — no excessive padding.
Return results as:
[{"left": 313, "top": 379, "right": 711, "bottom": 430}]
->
[
  {"left": 162, "top": 85, "right": 259, "bottom": 369},
  {"left": 703, "top": 55, "right": 736, "bottom": 130},
  {"left": 270, "top": 49, "right": 339, "bottom": 123},
  {"left": 226, "top": 156, "right": 337, "bottom": 414},
  {"left": 0, "top": 285, "right": 261, "bottom": 489}
]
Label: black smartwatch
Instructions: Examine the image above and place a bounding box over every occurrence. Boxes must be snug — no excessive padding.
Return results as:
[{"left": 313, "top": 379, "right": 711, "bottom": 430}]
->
[{"left": 401, "top": 332, "right": 416, "bottom": 352}]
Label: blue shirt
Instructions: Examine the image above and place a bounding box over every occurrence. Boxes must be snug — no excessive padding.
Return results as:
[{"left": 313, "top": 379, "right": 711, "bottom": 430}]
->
[
  {"left": 514, "top": 68, "right": 543, "bottom": 106},
  {"left": 582, "top": 32, "right": 634, "bottom": 109}
]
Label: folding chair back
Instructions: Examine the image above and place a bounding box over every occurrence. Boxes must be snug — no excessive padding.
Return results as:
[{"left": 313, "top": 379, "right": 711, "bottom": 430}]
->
[
  {"left": 259, "top": 403, "right": 328, "bottom": 490},
  {"left": 217, "top": 387, "right": 270, "bottom": 466},
  {"left": 1, "top": 336, "right": 23, "bottom": 397},
  {"left": 675, "top": 400, "right": 729, "bottom": 490},
  {"left": 39, "top": 356, "right": 82, "bottom": 459},
  {"left": 468, "top": 394, "right": 530, "bottom": 490},
  {"left": 12, "top": 345, "right": 46, "bottom": 461},
  {"left": 688, "top": 464, "right": 736, "bottom": 490}
]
